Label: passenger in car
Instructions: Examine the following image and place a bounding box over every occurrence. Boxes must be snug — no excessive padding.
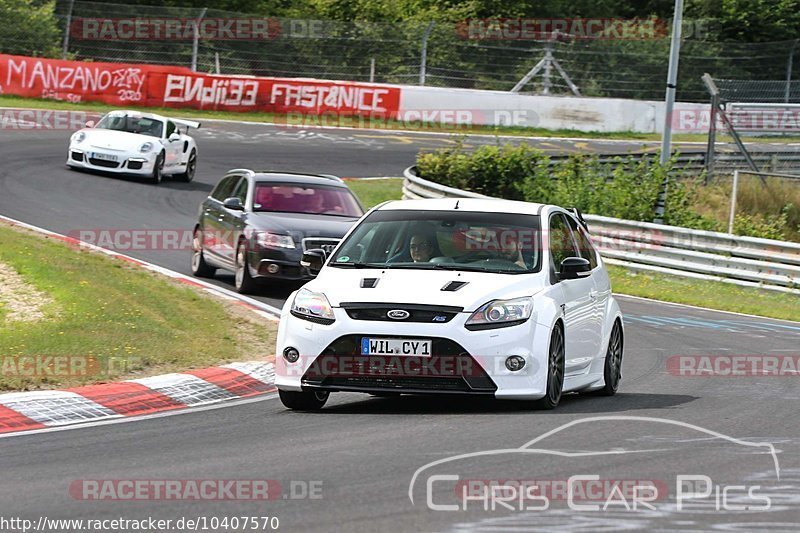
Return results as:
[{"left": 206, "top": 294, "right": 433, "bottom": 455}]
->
[{"left": 498, "top": 235, "right": 527, "bottom": 269}]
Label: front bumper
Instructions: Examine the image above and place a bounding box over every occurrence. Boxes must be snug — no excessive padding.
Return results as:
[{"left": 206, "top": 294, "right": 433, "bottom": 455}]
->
[
  {"left": 275, "top": 306, "right": 552, "bottom": 400},
  {"left": 66, "top": 147, "right": 156, "bottom": 175}
]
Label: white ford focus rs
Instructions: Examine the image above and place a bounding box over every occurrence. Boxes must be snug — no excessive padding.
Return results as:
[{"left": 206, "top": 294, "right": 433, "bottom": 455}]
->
[
  {"left": 275, "top": 198, "right": 624, "bottom": 410},
  {"left": 66, "top": 110, "right": 200, "bottom": 184}
]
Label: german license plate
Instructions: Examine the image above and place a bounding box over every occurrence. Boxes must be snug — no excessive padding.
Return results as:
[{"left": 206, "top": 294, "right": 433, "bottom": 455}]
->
[
  {"left": 361, "top": 338, "right": 431, "bottom": 356},
  {"left": 91, "top": 152, "right": 118, "bottom": 161}
]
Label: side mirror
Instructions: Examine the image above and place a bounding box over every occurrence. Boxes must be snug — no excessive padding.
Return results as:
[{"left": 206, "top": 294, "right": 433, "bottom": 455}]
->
[
  {"left": 84, "top": 120, "right": 95, "bottom": 128},
  {"left": 300, "top": 249, "right": 326, "bottom": 275},
  {"left": 222, "top": 197, "right": 244, "bottom": 211},
  {"left": 558, "top": 257, "right": 591, "bottom": 280},
  {"left": 168, "top": 132, "right": 181, "bottom": 142}
]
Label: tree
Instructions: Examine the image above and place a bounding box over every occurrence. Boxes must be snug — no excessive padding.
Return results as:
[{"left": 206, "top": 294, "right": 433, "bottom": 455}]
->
[{"left": 0, "top": 0, "right": 61, "bottom": 57}]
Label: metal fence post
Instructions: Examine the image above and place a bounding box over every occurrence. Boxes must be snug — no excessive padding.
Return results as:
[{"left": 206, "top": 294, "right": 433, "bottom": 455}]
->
[
  {"left": 705, "top": 92, "right": 718, "bottom": 181},
  {"left": 370, "top": 58, "right": 375, "bottom": 83},
  {"left": 655, "top": 0, "right": 685, "bottom": 224},
  {"left": 191, "top": 8, "right": 208, "bottom": 72},
  {"left": 61, "top": 0, "right": 75, "bottom": 60},
  {"left": 728, "top": 169, "right": 739, "bottom": 234},
  {"left": 542, "top": 40, "right": 553, "bottom": 95},
  {"left": 786, "top": 40, "right": 798, "bottom": 103},
  {"left": 419, "top": 22, "right": 435, "bottom": 86}
]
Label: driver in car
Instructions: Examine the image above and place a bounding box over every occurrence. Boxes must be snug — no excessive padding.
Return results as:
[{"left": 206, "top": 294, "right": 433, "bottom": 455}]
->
[{"left": 409, "top": 234, "right": 435, "bottom": 262}]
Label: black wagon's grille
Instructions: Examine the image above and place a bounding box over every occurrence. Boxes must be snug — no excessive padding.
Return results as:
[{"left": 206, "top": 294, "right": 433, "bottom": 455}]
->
[
  {"left": 303, "top": 239, "right": 339, "bottom": 255},
  {"left": 301, "top": 335, "right": 497, "bottom": 394},
  {"left": 340, "top": 303, "right": 462, "bottom": 323}
]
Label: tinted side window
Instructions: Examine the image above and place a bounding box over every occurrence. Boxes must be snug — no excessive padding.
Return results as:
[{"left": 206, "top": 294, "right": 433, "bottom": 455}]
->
[
  {"left": 549, "top": 213, "right": 580, "bottom": 274},
  {"left": 211, "top": 176, "right": 239, "bottom": 201},
  {"left": 567, "top": 216, "right": 599, "bottom": 269},
  {"left": 231, "top": 177, "right": 249, "bottom": 204}
]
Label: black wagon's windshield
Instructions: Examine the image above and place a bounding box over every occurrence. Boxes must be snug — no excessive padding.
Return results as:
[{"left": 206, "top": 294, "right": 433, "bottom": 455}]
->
[
  {"left": 96, "top": 113, "right": 164, "bottom": 138},
  {"left": 330, "top": 210, "right": 542, "bottom": 274},
  {"left": 252, "top": 183, "right": 363, "bottom": 217}
]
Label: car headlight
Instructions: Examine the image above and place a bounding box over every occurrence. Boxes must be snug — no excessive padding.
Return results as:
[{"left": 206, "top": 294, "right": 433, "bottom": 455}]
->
[
  {"left": 139, "top": 142, "right": 154, "bottom": 153},
  {"left": 72, "top": 132, "right": 85, "bottom": 143},
  {"left": 465, "top": 297, "right": 532, "bottom": 330},
  {"left": 291, "top": 288, "right": 335, "bottom": 324},
  {"left": 256, "top": 232, "right": 295, "bottom": 249}
]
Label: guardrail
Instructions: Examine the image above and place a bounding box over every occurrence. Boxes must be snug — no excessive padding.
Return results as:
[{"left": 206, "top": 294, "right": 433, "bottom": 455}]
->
[
  {"left": 403, "top": 166, "right": 800, "bottom": 294},
  {"left": 543, "top": 151, "right": 800, "bottom": 176}
]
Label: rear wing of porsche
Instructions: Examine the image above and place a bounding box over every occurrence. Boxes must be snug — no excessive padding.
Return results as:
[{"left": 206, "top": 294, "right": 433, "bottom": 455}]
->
[{"left": 173, "top": 118, "right": 201, "bottom": 130}]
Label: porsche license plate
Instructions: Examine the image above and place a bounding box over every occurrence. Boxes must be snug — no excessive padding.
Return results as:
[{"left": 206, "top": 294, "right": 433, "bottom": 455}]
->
[
  {"left": 361, "top": 338, "right": 431, "bottom": 356},
  {"left": 91, "top": 152, "right": 118, "bottom": 162}
]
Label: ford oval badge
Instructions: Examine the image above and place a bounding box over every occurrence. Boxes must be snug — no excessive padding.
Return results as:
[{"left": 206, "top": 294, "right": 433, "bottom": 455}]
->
[{"left": 387, "top": 309, "right": 410, "bottom": 320}]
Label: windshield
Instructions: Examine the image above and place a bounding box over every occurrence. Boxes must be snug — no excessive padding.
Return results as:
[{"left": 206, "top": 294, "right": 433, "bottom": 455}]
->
[
  {"left": 330, "top": 210, "right": 542, "bottom": 274},
  {"left": 252, "top": 182, "right": 363, "bottom": 217},
  {"left": 96, "top": 113, "right": 164, "bottom": 138}
]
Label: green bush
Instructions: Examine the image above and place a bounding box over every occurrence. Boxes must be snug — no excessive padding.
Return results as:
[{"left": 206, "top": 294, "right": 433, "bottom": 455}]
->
[
  {"left": 733, "top": 211, "right": 789, "bottom": 241},
  {"left": 416, "top": 143, "right": 716, "bottom": 226},
  {"left": 415, "top": 142, "right": 799, "bottom": 241}
]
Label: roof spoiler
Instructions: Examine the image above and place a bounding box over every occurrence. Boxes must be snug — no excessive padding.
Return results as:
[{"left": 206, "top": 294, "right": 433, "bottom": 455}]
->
[
  {"left": 570, "top": 207, "right": 589, "bottom": 230},
  {"left": 173, "top": 118, "right": 201, "bottom": 130}
]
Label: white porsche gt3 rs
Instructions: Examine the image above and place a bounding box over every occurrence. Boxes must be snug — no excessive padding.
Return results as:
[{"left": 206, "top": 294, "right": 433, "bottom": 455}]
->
[
  {"left": 275, "top": 198, "right": 624, "bottom": 411},
  {"left": 66, "top": 110, "right": 200, "bottom": 184}
]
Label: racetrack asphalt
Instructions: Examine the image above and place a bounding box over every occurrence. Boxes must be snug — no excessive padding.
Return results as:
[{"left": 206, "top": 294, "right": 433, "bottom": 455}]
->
[{"left": 0, "top": 121, "right": 798, "bottom": 532}]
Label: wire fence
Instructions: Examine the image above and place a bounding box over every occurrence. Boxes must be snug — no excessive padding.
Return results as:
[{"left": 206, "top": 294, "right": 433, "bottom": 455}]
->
[{"left": 0, "top": 0, "right": 798, "bottom": 103}]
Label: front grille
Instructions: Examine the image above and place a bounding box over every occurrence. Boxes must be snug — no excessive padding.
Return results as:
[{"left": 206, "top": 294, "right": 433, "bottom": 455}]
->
[
  {"left": 302, "top": 238, "right": 339, "bottom": 256},
  {"left": 341, "top": 303, "right": 462, "bottom": 323},
  {"left": 127, "top": 160, "right": 143, "bottom": 170},
  {"left": 322, "top": 376, "right": 471, "bottom": 391},
  {"left": 301, "top": 335, "right": 497, "bottom": 394},
  {"left": 70, "top": 151, "right": 83, "bottom": 162},
  {"left": 88, "top": 158, "right": 120, "bottom": 168}
]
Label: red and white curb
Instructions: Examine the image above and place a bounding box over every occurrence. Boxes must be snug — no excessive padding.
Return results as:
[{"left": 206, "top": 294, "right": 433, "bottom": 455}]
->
[
  {"left": 0, "top": 214, "right": 285, "bottom": 435},
  {"left": 0, "top": 362, "right": 275, "bottom": 434}
]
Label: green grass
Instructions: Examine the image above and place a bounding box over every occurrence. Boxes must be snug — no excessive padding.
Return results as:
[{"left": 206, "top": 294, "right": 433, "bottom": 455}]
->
[
  {"left": 349, "top": 179, "right": 799, "bottom": 321},
  {"left": 608, "top": 265, "right": 799, "bottom": 321},
  {"left": 347, "top": 178, "right": 404, "bottom": 209},
  {"left": 0, "top": 223, "right": 277, "bottom": 391}
]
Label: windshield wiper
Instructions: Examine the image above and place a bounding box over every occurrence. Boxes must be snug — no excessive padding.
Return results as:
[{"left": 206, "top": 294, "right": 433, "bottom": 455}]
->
[
  {"left": 330, "top": 261, "right": 389, "bottom": 269},
  {"left": 430, "top": 264, "right": 528, "bottom": 273}
]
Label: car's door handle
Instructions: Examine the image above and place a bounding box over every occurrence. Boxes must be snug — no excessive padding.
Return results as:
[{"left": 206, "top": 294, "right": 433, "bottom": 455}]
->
[{"left": 589, "top": 290, "right": 598, "bottom": 299}]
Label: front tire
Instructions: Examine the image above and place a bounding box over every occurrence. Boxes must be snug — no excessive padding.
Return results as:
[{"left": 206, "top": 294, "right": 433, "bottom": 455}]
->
[
  {"left": 191, "top": 227, "right": 216, "bottom": 278},
  {"left": 279, "top": 389, "right": 329, "bottom": 410},
  {"left": 596, "top": 320, "right": 623, "bottom": 396},
  {"left": 234, "top": 240, "right": 258, "bottom": 294},
  {"left": 534, "top": 323, "right": 565, "bottom": 410},
  {"left": 177, "top": 149, "right": 196, "bottom": 182},
  {"left": 150, "top": 152, "right": 164, "bottom": 184}
]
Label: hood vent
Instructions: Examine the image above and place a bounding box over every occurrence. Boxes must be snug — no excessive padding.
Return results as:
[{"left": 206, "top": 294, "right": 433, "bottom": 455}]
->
[
  {"left": 441, "top": 281, "right": 468, "bottom": 292},
  {"left": 360, "top": 277, "right": 380, "bottom": 288}
]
